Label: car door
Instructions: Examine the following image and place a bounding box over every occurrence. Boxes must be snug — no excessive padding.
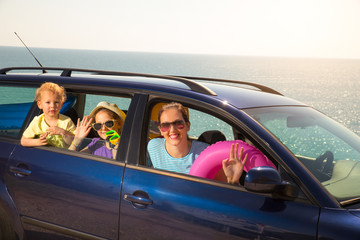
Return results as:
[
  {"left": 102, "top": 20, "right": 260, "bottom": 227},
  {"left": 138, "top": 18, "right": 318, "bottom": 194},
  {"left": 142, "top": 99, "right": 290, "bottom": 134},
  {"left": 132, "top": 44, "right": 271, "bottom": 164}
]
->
[
  {"left": 121, "top": 167, "right": 319, "bottom": 239},
  {"left": 6, "top": 146, "right": 124, "bottom": 239},
  {"left": 119, "top": 96, "right": 320, "bottom": 239},
  {"left": 0, "top": 85, "right": 39, "bottom": 239},
  {"left": 4, "top": 92, "right": 135, "bottom": 240}
]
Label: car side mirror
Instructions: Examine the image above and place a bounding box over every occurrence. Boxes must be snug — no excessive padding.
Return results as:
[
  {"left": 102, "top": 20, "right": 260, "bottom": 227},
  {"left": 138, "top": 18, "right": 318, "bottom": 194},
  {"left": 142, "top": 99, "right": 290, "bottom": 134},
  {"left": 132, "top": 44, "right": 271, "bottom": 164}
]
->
[{"left": 244, "top": 166, "right": 298, "bottom": 200}]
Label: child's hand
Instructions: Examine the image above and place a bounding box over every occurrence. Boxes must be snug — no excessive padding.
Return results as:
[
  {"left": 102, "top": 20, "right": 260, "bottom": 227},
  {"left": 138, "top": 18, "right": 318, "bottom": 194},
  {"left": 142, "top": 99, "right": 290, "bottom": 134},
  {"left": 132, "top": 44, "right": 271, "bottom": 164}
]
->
[
  {"left": 222, "top": 143, "right": 248, "bottom": 185},
  {"left": 47, "top": 126, "right": 66, "bottom": 136},
  {"left": 75, "top": 116, "right": 93, "bottom": 140},
  {"left": 37, "top": 132, "right": 49, "bottom": 146}
]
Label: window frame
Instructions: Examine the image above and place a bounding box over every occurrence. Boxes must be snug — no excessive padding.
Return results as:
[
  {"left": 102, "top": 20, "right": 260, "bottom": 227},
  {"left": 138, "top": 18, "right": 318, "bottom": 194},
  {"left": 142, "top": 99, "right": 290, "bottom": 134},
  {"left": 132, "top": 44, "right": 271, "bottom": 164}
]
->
[
  {"left": 137, "top": 96, "right": 274, "bottom": 171},
  {"left": 2, "top": 82, "right": 136, "bottom": 163}
]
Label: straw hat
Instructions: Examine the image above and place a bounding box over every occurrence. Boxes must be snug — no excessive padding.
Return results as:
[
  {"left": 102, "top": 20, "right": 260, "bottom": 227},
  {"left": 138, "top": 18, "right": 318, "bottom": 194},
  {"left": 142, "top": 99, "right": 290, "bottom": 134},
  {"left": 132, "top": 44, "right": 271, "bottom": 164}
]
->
[{"left": 89, "top": 102, "right": 126, "bottom": 123}]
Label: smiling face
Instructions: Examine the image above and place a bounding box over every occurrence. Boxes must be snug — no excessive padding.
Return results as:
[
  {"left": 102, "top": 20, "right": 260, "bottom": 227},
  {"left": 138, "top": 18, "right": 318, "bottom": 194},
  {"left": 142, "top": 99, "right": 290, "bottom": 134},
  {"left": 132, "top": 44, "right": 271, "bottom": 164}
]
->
[
  {"left": 159, "top": 108, "right": 190, "bottom": 147},
  {"left": 94, "top": 110, "right": 121, "bottom": 140},
  {"left": 37, "top": 90, "right": 63, "bottom": 119}
]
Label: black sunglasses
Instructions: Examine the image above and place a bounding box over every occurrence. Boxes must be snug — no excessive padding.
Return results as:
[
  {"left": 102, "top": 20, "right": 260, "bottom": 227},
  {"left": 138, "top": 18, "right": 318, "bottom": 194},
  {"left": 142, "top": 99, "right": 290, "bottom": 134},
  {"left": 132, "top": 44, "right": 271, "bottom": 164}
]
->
[{"left": 92, "top": 119, "right": 117, "bottom": 131}]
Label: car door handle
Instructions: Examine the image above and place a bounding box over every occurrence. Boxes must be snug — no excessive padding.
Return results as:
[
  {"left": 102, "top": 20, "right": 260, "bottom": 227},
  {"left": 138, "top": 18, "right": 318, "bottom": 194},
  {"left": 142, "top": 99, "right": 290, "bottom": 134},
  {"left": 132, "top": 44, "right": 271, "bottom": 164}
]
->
[
  {"left": 9, "top": 166, "right": 32, "bottom": 177},
  {"left": 124, "top": 193, "right": 153, "bottom": 206}
]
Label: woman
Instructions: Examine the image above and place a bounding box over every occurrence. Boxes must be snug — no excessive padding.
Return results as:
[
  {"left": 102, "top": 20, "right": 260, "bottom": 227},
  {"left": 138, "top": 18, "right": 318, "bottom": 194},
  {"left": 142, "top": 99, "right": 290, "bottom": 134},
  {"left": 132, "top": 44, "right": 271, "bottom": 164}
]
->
[
  {"left": 69, "top": 101, "right": 126, "bottom": 159},
  {"left": 147, "top": 102, "right": 247, "bottom": 184}
]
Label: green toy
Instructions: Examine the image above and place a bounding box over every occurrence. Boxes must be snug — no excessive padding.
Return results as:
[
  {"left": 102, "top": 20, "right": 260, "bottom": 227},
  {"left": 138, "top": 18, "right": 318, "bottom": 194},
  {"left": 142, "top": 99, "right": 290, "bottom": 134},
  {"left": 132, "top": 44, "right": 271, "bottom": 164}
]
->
[{"left": 105, "top": 130, "right": 120, "bottom": 148}]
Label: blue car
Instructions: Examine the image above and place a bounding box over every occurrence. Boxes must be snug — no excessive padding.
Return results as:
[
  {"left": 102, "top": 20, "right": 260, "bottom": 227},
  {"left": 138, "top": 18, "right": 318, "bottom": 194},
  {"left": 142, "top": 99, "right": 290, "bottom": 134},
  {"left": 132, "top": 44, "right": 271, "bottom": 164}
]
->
[{"left": 0, "top": 67, "right": 360, "bottom": 240}]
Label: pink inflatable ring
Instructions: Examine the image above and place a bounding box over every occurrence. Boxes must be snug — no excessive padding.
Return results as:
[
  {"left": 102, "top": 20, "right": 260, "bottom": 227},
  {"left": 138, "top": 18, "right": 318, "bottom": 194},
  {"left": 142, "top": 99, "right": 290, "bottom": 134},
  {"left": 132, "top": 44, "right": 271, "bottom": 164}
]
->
[{"left": 189, "top": 140, "right": 276, "bottom": 179}]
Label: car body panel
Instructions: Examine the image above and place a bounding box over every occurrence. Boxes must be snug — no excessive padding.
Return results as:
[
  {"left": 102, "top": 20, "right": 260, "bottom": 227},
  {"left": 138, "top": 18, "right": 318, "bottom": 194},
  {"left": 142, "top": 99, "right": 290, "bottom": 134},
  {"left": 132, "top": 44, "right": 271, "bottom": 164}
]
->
[
  {"left": 5, "top": 145, "right": 124, "bottom": 239},
  {"left": 120, "top": 166, "right": 319, "bottom": 239},
  {"left": 318, "top": 207, "right": 360, "bottom": 239},
  {"left": 0, "top": 139, "right": 25, "bottom": 239}
]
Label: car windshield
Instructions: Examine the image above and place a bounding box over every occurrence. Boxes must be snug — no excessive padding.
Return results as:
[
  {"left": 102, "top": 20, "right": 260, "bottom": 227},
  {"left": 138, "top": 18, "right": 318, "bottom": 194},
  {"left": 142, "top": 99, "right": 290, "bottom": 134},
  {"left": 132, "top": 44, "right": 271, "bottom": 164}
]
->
[{"left": 244, "top": 106, "right": 360, "bottom": 202}]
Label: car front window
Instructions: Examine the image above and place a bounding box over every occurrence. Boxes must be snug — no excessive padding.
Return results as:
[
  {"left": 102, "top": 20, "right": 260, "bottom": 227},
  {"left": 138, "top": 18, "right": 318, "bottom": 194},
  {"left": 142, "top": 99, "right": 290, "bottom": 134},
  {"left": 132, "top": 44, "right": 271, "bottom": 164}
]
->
[{"left": 244, "top": 106, "right": 360, "bottom": 202}]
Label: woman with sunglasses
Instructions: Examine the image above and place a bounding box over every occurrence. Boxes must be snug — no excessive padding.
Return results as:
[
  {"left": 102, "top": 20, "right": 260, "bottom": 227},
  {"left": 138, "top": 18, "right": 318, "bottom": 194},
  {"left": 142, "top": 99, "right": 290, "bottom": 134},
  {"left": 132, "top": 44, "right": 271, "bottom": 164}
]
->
[
  {"left": 147, "top": 102, "right": 247, "bottom": 184},
  {"left": 69, "top": 101, "right": 126, "bottom": 159}
]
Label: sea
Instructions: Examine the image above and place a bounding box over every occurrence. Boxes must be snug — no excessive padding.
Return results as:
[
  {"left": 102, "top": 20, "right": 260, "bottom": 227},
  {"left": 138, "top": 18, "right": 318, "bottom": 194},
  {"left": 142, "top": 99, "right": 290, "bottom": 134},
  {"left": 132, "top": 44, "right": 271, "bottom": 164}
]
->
[{"left": 1, "top": 46, "right": 360, "bottom": 135}]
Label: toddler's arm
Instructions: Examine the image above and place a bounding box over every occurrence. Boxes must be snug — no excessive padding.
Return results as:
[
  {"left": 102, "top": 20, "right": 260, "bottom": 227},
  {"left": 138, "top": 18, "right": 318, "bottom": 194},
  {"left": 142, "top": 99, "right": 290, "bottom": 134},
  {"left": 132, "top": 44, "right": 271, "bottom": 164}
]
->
[{"left": 21, "top": 132, "right": 49, "bottom": 147}]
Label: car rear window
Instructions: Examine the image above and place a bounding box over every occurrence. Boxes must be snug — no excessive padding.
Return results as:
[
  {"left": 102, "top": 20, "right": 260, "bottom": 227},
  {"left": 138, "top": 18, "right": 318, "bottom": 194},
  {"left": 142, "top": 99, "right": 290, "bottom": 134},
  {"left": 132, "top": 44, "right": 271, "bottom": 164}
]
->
[{"left": 0, "top": 86, "right": 36, "bottom": 138}]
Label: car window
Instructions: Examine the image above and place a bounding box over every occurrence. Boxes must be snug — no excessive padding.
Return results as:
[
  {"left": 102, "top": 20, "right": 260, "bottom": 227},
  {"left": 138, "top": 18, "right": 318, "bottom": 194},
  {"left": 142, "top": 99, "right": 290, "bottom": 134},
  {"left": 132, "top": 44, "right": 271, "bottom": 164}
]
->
[
  {"left": 14, "top": 90, "right": 133, "bottom": 161},
  {"left": 0, "top": 86, "right": 36, "bottom": 138},
  {"left": 188, "top": 109, "right": 234, "bottom": 140},
  {"left": 245, "top": 106, "right": 360, "bottom": 201},
  {"left": 145, "top": 102, "right": 240, "bottom": 180},
  {"left": 84, "top": 94, "right": 131, "bottom": 116},
  {"left": 143, "top": 102, "right": 306, "bottom": 194},
  {"left": 74, "top": 94, "right": 132, "bottom": 160}
]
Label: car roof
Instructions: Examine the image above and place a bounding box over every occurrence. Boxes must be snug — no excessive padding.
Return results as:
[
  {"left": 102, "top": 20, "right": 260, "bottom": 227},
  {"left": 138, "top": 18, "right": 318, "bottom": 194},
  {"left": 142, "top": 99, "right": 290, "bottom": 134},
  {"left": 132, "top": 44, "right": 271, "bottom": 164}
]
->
[
  {"left": 0, "top": 67, "right": 306, "bottom": 109},
  {"left": 201, "top": 82, "right": 305, "bottom": 109}
]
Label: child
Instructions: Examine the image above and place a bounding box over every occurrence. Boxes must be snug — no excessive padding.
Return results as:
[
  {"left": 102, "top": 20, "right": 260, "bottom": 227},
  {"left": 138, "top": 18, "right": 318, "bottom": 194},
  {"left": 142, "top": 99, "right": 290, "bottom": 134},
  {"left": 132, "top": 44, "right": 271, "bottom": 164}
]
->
[
  {"left": 69, "top": 101, "right": 126, "bottom": 159},
  {"left": 21, "top": 82, "right": 76, "bottom": 148}
]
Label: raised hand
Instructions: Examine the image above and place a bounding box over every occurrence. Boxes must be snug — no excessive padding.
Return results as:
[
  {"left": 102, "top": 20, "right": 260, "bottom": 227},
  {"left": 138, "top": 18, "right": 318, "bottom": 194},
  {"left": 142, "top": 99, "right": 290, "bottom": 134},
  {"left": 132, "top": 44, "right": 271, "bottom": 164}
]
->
[
  {"left": 74, "top": 115, "right": 93, "bottom": 140},
  {"left": 222, "top": 143, "right": 248, "bottom": 185}
]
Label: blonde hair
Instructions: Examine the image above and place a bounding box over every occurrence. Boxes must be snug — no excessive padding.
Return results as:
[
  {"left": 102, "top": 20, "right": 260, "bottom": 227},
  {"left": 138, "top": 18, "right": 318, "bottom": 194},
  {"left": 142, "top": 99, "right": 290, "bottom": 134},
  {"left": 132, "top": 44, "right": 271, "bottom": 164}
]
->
[{"left": 35, "top": 82, "right": 66, "bottom": 102}]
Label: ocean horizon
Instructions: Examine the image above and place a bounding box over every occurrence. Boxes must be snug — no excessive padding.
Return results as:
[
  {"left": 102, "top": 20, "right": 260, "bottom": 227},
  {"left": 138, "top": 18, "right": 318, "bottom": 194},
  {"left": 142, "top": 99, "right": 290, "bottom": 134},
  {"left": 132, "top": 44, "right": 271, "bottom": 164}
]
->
[{"left": 1, "top": 46, "right": 359, "bottom": 135}]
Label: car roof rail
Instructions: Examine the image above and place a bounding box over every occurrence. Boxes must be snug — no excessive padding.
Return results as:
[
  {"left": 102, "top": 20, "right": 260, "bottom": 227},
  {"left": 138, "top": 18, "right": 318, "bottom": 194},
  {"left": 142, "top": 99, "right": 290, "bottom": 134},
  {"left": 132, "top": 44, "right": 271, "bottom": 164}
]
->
[
  {"left": 0, "top": 67, "right": 282, "bottom": 96},
  {"left": 174, "top": 75, "right": 283, "bottom": 95},
  {"left": 0, "top": 67, "right": 217, "bottom": 96}
]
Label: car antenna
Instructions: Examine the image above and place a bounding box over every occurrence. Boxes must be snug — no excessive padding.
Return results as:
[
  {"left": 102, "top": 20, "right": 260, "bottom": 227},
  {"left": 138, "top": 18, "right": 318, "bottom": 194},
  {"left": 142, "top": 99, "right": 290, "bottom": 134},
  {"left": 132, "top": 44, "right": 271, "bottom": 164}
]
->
[{"left": 14, "top": 32, "right": 47, "bottom": 73}]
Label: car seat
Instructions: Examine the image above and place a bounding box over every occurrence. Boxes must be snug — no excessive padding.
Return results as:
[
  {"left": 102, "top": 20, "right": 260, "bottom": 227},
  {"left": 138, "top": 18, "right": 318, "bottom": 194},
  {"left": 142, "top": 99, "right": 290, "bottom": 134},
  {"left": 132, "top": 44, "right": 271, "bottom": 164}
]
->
[{"left": 198, "top": 130, "right": 226, "bottom": 145}]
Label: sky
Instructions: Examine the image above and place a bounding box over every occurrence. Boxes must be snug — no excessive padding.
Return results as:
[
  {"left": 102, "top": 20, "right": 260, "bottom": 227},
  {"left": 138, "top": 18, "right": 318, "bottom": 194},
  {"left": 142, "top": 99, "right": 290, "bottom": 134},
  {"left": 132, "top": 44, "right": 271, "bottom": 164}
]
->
[{"left": 1, "top": 0, "right": 360, "bottom": 59}]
